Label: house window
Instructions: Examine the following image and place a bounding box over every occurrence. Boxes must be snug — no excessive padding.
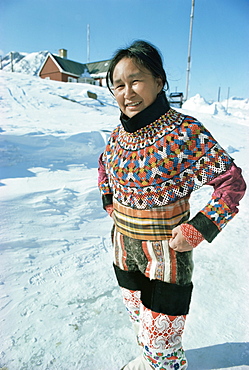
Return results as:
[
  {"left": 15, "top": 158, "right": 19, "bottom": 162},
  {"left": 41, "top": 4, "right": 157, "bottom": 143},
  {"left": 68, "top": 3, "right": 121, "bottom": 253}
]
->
[{"left": 68, "top": 77, "right": 77, "bottom": 83}]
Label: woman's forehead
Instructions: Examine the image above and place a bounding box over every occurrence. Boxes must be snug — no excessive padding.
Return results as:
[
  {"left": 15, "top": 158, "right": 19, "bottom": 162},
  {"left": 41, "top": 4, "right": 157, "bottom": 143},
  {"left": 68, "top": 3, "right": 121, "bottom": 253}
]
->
[{"left": 113, "top": 58, "right": 149, "bottom": 81}]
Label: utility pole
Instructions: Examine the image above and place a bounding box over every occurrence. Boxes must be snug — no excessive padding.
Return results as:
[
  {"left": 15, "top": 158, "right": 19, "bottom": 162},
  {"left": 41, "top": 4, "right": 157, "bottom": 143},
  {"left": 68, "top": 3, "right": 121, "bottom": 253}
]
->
[
  {"left": 185, "top": 0, "right": 195, "bottom": 101},
  {"left": 10, "top": 52, "right": 14, "bottom": 72},
  {"left": 226, "top": 87, "right": 230, "bottom": 111},
  {"left": 87, "top": 24, "right": 90, "bottom": 63},
  {"left": 217, "top": 86, "right": 221, "bottom": 102}
]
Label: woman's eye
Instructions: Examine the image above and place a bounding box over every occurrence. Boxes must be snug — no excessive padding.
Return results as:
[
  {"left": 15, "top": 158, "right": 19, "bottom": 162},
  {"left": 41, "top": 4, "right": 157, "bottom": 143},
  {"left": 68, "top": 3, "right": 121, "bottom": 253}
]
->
[{"left": 115, "top": 84, "right": 124, "bottom": 90}]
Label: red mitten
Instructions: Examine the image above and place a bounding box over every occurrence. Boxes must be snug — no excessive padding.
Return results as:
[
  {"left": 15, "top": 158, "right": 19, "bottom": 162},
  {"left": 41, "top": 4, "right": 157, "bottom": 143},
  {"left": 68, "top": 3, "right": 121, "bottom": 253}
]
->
[
  {"left": 105, "top": 204, "right": 114, "bottom": 217},
  {"left": 180, "top": 223, "right": 204, "bottom": 248}
]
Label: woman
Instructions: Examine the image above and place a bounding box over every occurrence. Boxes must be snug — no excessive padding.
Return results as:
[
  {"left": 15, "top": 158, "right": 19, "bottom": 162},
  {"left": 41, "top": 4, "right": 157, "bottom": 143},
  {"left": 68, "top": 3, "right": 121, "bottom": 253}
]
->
[{"left": 98, "top": 40, "right": 246, "bottom": 370}]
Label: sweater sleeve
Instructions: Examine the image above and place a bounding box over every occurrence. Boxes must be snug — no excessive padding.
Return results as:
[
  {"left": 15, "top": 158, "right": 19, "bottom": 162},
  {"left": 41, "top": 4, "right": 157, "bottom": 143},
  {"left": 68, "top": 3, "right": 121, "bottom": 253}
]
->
[
  {"left": 187, "top": 163, "right": 246, "bottom": 242},
  {"left": 98, "top": 153, "right": 113, "bottom": 209}
]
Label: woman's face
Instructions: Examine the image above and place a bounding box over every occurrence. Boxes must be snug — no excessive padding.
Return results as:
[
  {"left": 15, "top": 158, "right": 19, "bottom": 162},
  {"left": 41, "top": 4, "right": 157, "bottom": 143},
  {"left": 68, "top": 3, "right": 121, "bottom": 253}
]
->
[{"left": 112, "top": 57, "right": 163, "bottom": 118}]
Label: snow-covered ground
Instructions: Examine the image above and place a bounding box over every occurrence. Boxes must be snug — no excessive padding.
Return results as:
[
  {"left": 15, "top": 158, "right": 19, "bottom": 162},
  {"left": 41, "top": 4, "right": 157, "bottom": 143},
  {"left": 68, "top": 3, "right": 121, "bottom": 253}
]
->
[
  {"left": 0, "top": 70, "right": 248, "bottom": 370},
  {"left": 1, "top": 51, "right": 49, "bottom": 76}
]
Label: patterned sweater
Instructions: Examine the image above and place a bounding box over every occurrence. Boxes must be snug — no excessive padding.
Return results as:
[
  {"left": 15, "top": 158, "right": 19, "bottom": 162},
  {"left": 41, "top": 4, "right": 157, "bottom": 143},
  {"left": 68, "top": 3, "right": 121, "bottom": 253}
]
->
[{"left": 98, "top": 93, "right": 246, "bottom": 243}]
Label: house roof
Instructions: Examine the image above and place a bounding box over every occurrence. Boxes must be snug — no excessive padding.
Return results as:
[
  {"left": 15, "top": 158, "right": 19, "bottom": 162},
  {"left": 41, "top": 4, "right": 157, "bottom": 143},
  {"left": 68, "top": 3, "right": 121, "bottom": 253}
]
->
[
  {"left": 52, "top": 54, "right": 88, "bottom": 76},
  {"left": 39, "top": 52, "right": 111, "bottom": 78},
  {"left": 86, "top": 60, "right": 111, "bottom": 75}
]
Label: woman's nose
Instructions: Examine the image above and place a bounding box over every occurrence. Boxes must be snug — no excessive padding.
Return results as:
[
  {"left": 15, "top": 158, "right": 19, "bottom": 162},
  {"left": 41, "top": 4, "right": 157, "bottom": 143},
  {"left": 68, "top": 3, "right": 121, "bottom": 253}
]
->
[{"left": 124, "top": 85, "right": 135, "bottom": 99}]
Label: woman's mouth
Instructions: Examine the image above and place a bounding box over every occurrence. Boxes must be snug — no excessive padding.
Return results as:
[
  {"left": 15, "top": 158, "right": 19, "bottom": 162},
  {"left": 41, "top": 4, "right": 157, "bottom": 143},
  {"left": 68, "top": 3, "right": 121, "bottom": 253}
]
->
[{"left": 126, "top": 101, "right": 142, "bottom": 107}]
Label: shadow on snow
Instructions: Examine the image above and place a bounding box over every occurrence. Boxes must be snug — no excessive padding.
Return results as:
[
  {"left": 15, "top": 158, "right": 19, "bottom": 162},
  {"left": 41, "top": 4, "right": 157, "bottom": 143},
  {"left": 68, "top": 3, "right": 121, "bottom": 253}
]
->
[
  {"left": 0, "top": 130, "right": 110, "bottom": 183},
  {"left": 186, "top": 342, "right": 249, "bottom": 369}
]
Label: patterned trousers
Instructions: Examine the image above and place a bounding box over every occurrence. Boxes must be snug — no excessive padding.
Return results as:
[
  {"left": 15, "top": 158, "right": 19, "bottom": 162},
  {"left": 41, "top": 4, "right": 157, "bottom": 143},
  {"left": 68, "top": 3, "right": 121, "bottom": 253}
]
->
[
  {"left": 121, "top": 287, "right": 187, "bottom": 369},
  {"left": 112, "top": 228, "right": 194, "bottom": 369}
]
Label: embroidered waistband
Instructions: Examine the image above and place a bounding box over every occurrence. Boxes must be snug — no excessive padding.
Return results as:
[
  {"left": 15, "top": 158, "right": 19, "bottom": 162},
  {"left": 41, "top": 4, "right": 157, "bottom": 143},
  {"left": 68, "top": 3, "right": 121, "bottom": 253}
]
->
[{"left": 113, "top": 197, "right": 190, "bottom": 241}]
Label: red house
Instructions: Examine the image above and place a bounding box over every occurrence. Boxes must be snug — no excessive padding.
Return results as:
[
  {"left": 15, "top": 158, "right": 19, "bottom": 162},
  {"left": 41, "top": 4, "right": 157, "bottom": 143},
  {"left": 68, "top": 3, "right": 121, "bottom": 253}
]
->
[{"left": 39, "top": 49, "right": 110, "bottom": 86}]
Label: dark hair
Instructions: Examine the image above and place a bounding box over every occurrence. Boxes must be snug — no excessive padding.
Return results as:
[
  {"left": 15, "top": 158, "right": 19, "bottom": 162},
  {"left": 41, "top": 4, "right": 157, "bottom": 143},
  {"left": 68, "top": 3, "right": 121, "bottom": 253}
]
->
[{"left": 106, "top": 40, "right": 169, "bottom": 93}]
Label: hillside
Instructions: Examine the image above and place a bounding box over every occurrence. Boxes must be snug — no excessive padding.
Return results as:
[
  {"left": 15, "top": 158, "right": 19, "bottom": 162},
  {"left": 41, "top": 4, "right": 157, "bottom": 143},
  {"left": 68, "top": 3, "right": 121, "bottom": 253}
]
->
[{"left": 1, "top": 51, "right": 49, "bottom": 75}]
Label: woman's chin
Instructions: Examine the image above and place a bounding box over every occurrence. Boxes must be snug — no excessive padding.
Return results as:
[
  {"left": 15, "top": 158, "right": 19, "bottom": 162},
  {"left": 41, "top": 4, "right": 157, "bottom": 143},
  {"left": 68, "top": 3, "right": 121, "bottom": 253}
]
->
[{"left": 125, "top": 107, "right": 143, "bottom": 118}]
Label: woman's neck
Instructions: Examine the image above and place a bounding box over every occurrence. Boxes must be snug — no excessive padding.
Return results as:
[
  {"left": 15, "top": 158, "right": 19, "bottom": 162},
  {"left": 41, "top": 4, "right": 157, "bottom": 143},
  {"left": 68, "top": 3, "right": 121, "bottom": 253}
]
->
[{"left": 120, "top": 91, "right": 170, "bottom": 133}]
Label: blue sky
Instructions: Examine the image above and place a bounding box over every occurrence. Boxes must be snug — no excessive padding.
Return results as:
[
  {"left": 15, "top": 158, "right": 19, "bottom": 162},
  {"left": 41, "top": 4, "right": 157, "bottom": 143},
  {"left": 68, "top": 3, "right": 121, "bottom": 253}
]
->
[{"left": 1, "top": 0, "right": 248, "bottom": 100}]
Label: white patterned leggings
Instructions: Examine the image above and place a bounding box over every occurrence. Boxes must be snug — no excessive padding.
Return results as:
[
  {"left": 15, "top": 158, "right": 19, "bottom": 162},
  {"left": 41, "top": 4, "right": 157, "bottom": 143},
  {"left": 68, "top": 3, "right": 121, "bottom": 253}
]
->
[
  {"left": 121, "top": 287, "right": 188, "bottom": 370},
  {"left": 112, "top": 229, "right": 193, "bottom": 369}
]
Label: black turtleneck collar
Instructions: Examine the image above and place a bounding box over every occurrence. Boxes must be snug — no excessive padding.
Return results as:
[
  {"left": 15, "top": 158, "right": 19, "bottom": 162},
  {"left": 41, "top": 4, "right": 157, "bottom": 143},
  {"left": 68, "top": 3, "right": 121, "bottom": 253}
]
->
[{"left": 120, "top": 91, "right": 170, "bottom": 133}]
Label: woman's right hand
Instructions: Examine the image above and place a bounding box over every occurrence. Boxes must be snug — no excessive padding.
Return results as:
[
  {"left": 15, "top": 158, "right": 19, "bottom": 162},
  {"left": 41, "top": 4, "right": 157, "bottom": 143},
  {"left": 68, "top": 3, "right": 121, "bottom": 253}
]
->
[{"left": 105, "top": 204, "right": 114, "bottom": 218}]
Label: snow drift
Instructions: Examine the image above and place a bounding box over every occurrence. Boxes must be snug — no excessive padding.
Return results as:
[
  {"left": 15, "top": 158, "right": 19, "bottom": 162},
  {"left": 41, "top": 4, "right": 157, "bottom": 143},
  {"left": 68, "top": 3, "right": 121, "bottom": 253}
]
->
[
  {"left": 0, "top": 70, "right": 249, "bottom": 370},
  {"left": 1, "top": 51, "right": 49, "bottom": 76}
]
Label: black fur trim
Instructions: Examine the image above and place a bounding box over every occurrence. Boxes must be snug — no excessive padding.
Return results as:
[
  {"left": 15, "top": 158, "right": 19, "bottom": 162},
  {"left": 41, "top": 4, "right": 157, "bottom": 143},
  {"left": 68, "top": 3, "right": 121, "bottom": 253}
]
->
[
  {"left": 113, "top": 264, "right": 193, "bottom": 315},
  {"left": 102, "top": 194, "right": 113, "bottom": 209},
  {"left": 187, "top": 212, "right": 219, "bottom": 242},
  {"left": 120, "top": 91, "right": 170, "bottom": 133}
]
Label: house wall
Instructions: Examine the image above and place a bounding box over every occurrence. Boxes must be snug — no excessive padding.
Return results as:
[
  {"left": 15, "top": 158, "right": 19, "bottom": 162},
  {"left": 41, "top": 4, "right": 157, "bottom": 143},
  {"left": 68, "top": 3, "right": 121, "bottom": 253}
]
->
[
  {"left": 61, "top": 73, "right": 76, "bottom": 82},
  {"left": 39, "top": 56, "right": 62, "bottom": 81},
  {"left": 92, "top": 77, "right": 107, "bottom": 87},
  {"left": 39, "top": 56, "right": 79, "bottom": 82}
]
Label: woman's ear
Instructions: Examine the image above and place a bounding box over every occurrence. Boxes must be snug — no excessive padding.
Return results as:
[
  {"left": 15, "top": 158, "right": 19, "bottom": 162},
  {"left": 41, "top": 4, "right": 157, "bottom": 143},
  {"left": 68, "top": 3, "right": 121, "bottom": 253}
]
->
[{"left": 156, "top": 77, "right": 164, "bottom": 92}]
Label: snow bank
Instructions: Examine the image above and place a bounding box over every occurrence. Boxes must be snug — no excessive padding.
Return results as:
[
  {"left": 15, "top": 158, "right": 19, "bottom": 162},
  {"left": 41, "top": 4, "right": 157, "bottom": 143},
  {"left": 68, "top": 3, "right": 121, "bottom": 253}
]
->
[
  {"left": 0, "top": 71, "right": 249, "bottom": 369},
  {"left": 1, "top": 51, "right": 49, "bottom": 76},
  {"left": 182, "top": 94, "right": 228, "bottom": 116},
  {"left": 225, "top": 97, "right": 249, "bottom": 111},
  {"left": 182, "top": 93, "right": 249, "bottom": 126}
]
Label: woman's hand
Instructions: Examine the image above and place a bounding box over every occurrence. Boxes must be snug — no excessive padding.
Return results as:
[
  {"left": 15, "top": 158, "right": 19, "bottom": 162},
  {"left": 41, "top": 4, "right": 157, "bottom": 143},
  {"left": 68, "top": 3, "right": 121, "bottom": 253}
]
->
[
  {"left": 169, "top": 226, "right": 193, "bottom": 252},
  {"left": 105, "top": 204, "right": 114, "bottom": 218}
]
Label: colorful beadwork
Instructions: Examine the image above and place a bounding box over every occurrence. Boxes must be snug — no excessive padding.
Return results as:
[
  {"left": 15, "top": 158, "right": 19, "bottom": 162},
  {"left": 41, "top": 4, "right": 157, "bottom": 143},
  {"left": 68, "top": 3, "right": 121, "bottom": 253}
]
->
[
  {"left": 100, "top": 109, "right": 233, "bottom": 211},
  {"left": 201, "top": 196, "right": 236, "bottom": 230},
  {"left": 99, "top": 108, "right": 235, "bottom": 236}
]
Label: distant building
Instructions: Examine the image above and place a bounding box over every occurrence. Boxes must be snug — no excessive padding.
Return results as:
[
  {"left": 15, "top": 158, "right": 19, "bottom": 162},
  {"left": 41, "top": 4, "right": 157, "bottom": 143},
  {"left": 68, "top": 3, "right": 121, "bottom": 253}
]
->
[
  {"left": 80, "top": 60, "right": 111, "bottom": 86},
  {"left": 39, "top": 49, "right": 111, "bottom": 86},
  {"left": 168, "top": 92, "right": 184, "bottom": 108}
]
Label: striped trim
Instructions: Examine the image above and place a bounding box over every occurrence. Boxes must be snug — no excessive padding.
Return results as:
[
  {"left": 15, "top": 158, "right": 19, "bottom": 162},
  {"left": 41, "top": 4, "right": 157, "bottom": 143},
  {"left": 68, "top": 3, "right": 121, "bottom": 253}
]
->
[
  {"left": 113, "top": 197, "right": 190, "bottom": 241},
  {"left": 114, "top": 228, "right": 128, "bottom": 270},
  {"left": 113, "top": 230, "right": 193, "bottom": 285},
  {"left": 169, "top": 248, "right": 177, "bottom": 284},
  {"left": 120, "top": 234, "right": 128, "bottom": 270},
  {"left": 143, "top": 241, "right": 171, "bottom": 282}
]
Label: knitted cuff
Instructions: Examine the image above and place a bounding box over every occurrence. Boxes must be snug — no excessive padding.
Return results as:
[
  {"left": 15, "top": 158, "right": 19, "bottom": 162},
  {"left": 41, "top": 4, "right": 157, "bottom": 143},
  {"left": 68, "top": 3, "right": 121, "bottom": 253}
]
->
[{"left": 180, "top": 223, "right": 204, "bottom": 248}]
